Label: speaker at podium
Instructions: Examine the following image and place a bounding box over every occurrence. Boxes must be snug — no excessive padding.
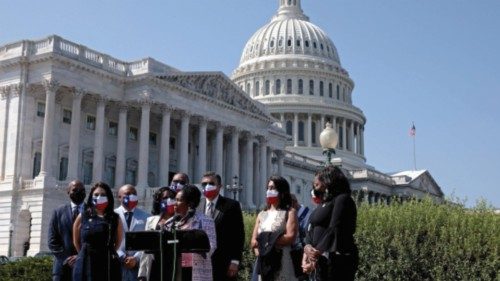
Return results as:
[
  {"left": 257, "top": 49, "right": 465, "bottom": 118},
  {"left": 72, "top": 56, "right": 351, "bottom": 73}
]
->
[{"left": 126, "top": 229, "right": 210, "bottom": 280}]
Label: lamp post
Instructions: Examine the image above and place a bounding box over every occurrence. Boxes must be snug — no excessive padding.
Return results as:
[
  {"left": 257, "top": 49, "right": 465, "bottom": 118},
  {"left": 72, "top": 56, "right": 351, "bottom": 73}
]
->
[
  {"left": 8, "top": 222, "right": 13, "bottom": 257},
  {"left": 226, "top": 175, "right": 243, "bottom": 201},
  {"left": 319, "top": 122, "right": 339, "bottom": 166}
]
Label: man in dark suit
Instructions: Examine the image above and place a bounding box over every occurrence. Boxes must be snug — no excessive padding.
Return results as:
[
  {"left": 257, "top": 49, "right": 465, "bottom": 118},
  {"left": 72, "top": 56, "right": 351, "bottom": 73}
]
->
[
  {"left": 48, "top": 180, "right": 86, "bottom": 281},
  {"left": 200, "top": 172, "right": 245, "bottom": 281}
]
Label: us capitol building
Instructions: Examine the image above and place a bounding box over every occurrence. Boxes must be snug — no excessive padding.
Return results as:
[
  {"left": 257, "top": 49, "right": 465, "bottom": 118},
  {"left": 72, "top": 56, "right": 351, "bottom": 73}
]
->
[{"left": 0, "top": 0, "right": 443, "bottom": 256}]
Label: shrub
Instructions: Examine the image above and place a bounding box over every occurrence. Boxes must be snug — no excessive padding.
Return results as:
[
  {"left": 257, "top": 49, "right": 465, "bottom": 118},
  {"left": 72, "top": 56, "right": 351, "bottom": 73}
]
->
[{"left": 0, "top": 256, "right": 53, "bottom": 281}]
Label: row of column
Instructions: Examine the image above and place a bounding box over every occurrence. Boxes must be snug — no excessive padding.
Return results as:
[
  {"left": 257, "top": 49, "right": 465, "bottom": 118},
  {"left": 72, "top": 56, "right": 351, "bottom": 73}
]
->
[
  {"left": 279, "top": 112, "right": 364, "bottom": 155},
  {"left": 35, "top": 81, "right": 286, "bottom": 208}
]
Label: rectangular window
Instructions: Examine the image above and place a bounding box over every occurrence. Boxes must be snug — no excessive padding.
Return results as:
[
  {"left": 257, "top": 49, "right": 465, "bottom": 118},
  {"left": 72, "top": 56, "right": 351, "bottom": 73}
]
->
[
  {"left": 129, "top": 127, "right": 138, "bottom": 141},
  {"left": 108, "top": 121, "right": 118, "bottom": 136},
  {"left": 320, "top": 81, "right": 324, "bottom": 96},
  {"left": 149, "top": 132, "right": 157, "bottom": 146},
  {"left": 309, "top": 80, "right": 314, "bottom": 95},
  {"left": 62, "top": 109, "right": 72, "bottom": 124},
  {"left": 59, "top": 157, "right": 68, "bottom": 180},
  {"left": 170, "top": 137, "right": 176, "bottom": 150},
  {"left": 37, "top": 102, "right": 45, "bottom": 117},
  {"left": 86, "top": 115, "right": 96, "bottom": 130}
]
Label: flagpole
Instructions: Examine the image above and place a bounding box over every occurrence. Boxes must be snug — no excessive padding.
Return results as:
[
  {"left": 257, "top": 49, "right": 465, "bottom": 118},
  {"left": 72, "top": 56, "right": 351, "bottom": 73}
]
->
[{"left": 413, "top": 134, "right": 416, "bottom": 171}]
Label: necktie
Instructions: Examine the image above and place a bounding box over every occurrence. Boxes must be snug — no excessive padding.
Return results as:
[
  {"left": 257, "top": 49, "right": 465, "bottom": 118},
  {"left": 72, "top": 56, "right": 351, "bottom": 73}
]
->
[
  {"left": 125, "top": 212, "right": 133, "bottom": 229},
  {"left": 206, "top": 202, "right": 213, "bottom": 218},
  {"left": 72, "top": 206, "right": 79, "bottom": 222}
]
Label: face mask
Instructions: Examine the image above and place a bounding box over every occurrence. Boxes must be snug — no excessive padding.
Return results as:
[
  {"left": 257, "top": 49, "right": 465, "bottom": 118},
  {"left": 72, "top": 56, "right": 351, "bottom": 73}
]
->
[
  {"left": 266, "top": 189, "right": 279, "bottom": 205},
  {"left": 160, "top": 198, "right": 176, "bottom": 216},
  {"left": 203, "top": 184, "right": 218, "bottom": 200},
  {"left": 123, "top": 194, "right": 138, "bottom": 210},
  {"left": 171, "top": 182, "right": 185, "bottom": 192},
  {"left": 92, "top": 195, "right": 108, "bottom": 211},
  {"left": 70, "top": 189, "right": 86, "bottom": 205},
  {"left": 311, "top": 189, "right": 322, "bottom": 205}
]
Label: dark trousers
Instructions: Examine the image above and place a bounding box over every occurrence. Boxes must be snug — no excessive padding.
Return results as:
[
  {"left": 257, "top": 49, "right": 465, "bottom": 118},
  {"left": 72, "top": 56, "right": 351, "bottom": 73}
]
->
[
  {"left": 53, "top": 264, "right": 72, "bottom": 281},
  {"left": 311, "top": 252, "right": 358, "bottom": 281}
]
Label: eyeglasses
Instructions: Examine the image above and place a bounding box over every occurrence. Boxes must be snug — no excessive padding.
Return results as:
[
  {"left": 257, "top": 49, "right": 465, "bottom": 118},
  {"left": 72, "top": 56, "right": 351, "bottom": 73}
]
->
[
  {"left": 172, "top": 180, "right": 186, "bottom": 185},
  {"left": 201, "top": 182, "right": 216, "bottom": 187}
]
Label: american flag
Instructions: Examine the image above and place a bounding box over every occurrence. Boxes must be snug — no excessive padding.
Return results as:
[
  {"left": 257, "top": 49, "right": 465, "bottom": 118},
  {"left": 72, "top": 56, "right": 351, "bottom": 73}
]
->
[{"left": 409, "top": 123, "right": 416, "bottom": 137}]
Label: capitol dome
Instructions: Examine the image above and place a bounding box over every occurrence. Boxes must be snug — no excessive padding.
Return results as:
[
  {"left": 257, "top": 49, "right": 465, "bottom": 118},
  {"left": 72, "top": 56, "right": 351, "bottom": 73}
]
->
[
  {"left": 232, "top": 0, "right": 368, "bottom": 169},
  {"left": 239, "top": 4, "right": 341, "bottom": 68}
]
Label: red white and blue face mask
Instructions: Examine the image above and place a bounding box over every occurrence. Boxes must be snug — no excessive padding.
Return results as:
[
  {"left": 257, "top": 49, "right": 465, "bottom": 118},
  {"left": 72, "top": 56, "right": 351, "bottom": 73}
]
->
[
  {"left": 92, "top": 195, "right": 108, "bottom": 211},
  {"left": 311, "top": 189, "right": 322, "bottom": 205},
  {"left": 123, "top": 194, "right": 138, "bottom": 210},
  {"left": 203, "top": 184, "right": 218, "bottom": 200},
  {"left": 160, "top": 198, "right": 176, "bottom": 216},
  {"left": 171, "top": 182, "right": 185, "bottom": 192},
  {"left": 266, "top": 189, "right": 279, "bottom": 205}
]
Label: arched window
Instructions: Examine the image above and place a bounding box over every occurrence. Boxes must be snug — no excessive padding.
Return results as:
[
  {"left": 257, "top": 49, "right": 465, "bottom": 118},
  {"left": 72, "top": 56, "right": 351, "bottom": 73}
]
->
[
  {"left": 286, "top": 121, "right": 293, "bottom": 136},
  {"left": 336, "top": 84, "right": 340, "bottom": 99},
  {"left": 270, "top": 40, "right": 274, "bottom": 48},
  {"left": 305, "top": 40, "right": 309, "bottom": 48},
  {"left": 298, "top": 79, "right": 303, "bottom": 94},
  {"left": 319, "top": 81, "right": 324, "bottom": 96},
  {"left": 296, "top": 40, "right": 301, "bottom": 47},
  {"left": 329, "top": 83, "right": 333, "bottom": 98},
  {"left": 313, "top": 42, "right": 317, "bottom": 49},
  {"left": 287, "top": 79, "right": 292, "bottom": 94},
  {"left": 265, "top": 80, "right": 270, "bottom": 95},
  {"left": 278, "top": 38, "right": 283, "bottom": 47},
  {"left": 255, "top": 81, "right": 260, "bottom": 96},
  {"left": 288, "top": 0, "right": 292, "bottom": 5},
  {"left": 275, "top": 79, "right": 281, "bottom": 94},
  {"left": 298, "top": 121, "right": 305, "bottom": 141},
  {"left": 309, "top": 80, "right": 314, "bottom": 95},
  {"left": 287, "top": 39, "right": 292, "bottom": 47},
  {"left": 59, "top": 157, "right": 68, "bottom": 181},
  {"left": 311, "top": 122, "right": 317, "bottom": 144},
  {"left": 246, "top": 83, "right": 251, "bottom": 94}
]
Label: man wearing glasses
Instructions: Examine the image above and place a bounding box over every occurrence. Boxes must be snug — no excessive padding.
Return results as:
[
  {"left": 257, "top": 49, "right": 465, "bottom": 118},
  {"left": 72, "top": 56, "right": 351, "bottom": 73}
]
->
[
  {"left": 170, "top": 172, "right": 190, "bottom": 192},
  {"left": 199, "top": 172, "right": 245, "bottom": 281}
]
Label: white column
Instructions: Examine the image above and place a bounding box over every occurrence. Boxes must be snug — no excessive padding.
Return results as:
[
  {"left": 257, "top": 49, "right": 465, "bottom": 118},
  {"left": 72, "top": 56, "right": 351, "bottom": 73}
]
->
[
  {"left": 266, "top": 147, "right": 272, "bottom": 182},
  {"left": 136, "top": 102, "right": 151, "bottom": 188},
  {"left": 215, "top": 124, "right": 224, "bottom": 178},
  {"left": 115, "top": 105, "right": 127, "bottom": 187},
  {"left": 349, "top": 121, "right": 355, "bottom": 152},
  {"left": 39, "top": 80, "right": 58, "bottom": 177},
  {"left": 196, "top": 119, "right": 207, "bottom": 181},
  {"left": 66, "top": 89, "right": 84, "bottom": 180},
  {"left": 320, "top": 115, "right": 325, "bottom": 131},
  {"left": 0, "top": 88, "right": 10, "bottom": 180},
  {"left": 293, "top": 113, "right": 298, "bottom": 147},
  {"left": 306, "top": 114, "right": 312, "bottom": 147},
  {"left": 259, "top": 137, "right": 268, "bottom": 209},
  {"left": 244, "top": 134, "right": 255, "bottom": 209},
  {"left": 179, "top": 113, "right": 190, "bottom": 173},
  {"left": 280, "top": 113, "right": 285, "bottom": 129},
  {"left": 342, "top": 118, "right": 347, "bottom": 150},
  {"left": 360, "top": 126, "right": 365, "bottom": 156},
  {"left": 92, "top": 98, "right": 106, "bottom": 182},
  {"left": 230, "top": 127, "right": 240, "bottom": 185},
  {"left": 159, "top": 107, "right": 171, "bottom": 186},
  {"left": 277, "top": 150, "right": 284, "bottom": 176}
]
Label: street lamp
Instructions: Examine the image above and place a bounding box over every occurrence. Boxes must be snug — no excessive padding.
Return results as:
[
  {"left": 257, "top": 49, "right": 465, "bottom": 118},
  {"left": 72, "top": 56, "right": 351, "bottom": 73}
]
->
[
  {"left": 319, "top": 122, "right": 339, "bottom": 166},
  {"left": 8, "top": 222, "right": 13, "bottom": 257},
  {"left": 226, "top": 175, "right": 243, "bottom": 201}
]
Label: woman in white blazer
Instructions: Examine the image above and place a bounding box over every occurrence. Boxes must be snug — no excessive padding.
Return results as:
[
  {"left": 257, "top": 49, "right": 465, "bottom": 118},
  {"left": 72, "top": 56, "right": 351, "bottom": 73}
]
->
[{"left": 138, "top": 186, "right": 177, "bottom": 281}]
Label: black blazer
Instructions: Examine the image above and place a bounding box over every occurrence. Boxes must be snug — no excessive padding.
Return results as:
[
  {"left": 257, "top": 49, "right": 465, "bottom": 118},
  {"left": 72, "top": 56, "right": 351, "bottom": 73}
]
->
[
  {"left": 210, "top": 195, "right": 245, "bottom": 279},
  {"left": 48, "top": 203, "right": 78, "bottom": 276},
  {"left": 315, "top": 193, "right": 357, "bottom": 254}
]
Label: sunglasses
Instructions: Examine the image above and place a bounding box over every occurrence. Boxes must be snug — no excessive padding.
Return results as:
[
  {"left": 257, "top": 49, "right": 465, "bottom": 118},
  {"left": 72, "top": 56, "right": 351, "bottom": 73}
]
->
[
  {"left": 172, "top": 180, "right": 186, "bottom": 185},
  {"left": 201, "top": 182, "right": 216, "bottom": 187}
]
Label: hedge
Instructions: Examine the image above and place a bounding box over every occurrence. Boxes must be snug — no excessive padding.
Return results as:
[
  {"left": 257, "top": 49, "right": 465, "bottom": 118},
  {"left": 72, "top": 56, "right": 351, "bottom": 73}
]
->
[{"left": 1, "top": 199, "right": 498, "bottom": 280}]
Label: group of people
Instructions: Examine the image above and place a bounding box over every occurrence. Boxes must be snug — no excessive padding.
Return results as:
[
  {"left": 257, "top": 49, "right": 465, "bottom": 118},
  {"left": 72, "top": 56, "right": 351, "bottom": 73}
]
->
[{"left": 48, "top": 165, "right": 358, "bottom": 281}]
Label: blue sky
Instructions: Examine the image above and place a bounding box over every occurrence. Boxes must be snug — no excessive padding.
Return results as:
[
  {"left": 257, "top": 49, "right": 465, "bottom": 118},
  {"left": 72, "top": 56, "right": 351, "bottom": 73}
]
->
[{"left": 1, "top": 0, "right": 499, "bottom": 207}]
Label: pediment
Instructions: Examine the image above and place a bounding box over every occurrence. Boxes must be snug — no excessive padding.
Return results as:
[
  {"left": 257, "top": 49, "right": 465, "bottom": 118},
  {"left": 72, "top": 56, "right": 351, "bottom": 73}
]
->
[
  {"left": 157, "top": 72, "right": 270, "bottom": 120},
  {"left": 411, "top": 171, "right": 444, "bottom": 196}
]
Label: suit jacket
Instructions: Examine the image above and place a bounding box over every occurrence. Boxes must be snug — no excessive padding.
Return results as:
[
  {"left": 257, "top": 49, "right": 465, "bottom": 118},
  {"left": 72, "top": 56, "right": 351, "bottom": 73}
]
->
[
  {"left": 48, "top": 203, "right": 79, "bottom": 278},
  {"left": 200, "top": 195, "right": 245, "bottom": 280},
  {"left": 115, "top": 205, "right": 150, "bottom": 281}
]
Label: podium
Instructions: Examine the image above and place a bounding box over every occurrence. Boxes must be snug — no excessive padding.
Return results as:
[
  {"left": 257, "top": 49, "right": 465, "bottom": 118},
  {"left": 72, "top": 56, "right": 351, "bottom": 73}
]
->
[{"left": 126, "top": 229, "right": 210, "bottom": 280}]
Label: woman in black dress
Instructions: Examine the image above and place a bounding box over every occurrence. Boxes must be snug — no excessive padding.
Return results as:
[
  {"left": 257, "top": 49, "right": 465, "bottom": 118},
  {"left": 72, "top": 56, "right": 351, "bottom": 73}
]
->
[
  {"left": 302, "top": 166, "right": 358, "bottom": 281},
  {"left": 73, "top": 182, "right": 123, "bottom": 281}
]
